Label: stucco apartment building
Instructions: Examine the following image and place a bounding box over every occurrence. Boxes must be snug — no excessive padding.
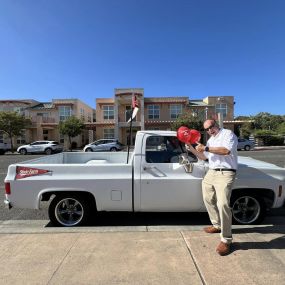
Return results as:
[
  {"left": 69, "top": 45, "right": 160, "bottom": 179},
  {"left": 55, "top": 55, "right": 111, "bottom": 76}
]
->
[
  {"left": 0, "top": 88, "right": 235, "bottom": 148},
  {"left": 0, "top": 99, "right": 93, "bottom": 149},
  {"left": 95, "top": 88, "right": 235, "bottom": 145}
]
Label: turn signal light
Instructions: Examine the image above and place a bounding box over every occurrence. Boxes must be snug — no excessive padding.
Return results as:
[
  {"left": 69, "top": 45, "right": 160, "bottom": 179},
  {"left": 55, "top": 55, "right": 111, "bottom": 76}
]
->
[{"left": 5, "top": 182, "right": 11, "bottom": 195}]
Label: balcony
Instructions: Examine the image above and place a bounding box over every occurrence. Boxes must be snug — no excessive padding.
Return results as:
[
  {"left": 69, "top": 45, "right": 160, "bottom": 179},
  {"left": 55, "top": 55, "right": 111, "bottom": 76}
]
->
[{"left": 30, "top": 116, "right": 57, "bottom": 126}]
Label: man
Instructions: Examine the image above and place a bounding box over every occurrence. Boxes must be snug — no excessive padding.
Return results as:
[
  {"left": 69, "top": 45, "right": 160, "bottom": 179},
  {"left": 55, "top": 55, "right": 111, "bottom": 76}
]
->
[{"left": 186, "top": 119, "right": 238, "bottom": 256}]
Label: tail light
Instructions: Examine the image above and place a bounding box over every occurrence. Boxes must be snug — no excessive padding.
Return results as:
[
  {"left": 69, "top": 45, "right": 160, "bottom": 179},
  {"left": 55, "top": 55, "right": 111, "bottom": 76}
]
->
[{"left": 5, "top": 182, "right": 11, "bottom": 195}]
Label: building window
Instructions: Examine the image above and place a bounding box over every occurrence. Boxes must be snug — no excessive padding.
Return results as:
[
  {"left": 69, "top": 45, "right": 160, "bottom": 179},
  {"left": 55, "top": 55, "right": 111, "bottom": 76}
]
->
[
  {"left": 16, "top": 135, "right": 26, "bottom": 144},
  {"left": 80, "top": 108, "right": 85, "bottom": 120},
  {"left": 170, "top": 104, "right": 182, "bottom": 119},
  {"left": 215, "top": 103, "right": 227, "bottom": 118},
  {"left": 60, "top": 134, "right": 65, "bottom": 144},
  {"left": 103, "top": 128, "right": 115, "bottom": 139},
  {"left": 103, "top": 105, "right": 114, "bottom": 120},
  {"left": 59, "top": 106, "right": 72, "bottom": 121},
  {"left": 87, "top": 113, "right": 92, "bottom": 122},
  {"left": 14, "top": 107, "right": 25, "bottom": 114},
  {"left": 148, "top": 105, "right": 160, "bottom": 119}
]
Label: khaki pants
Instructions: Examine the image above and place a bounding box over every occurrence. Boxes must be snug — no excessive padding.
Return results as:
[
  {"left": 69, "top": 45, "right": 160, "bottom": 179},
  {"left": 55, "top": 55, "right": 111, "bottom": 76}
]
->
[{"left": 202, "top": 169, "right": 236, "bottom": 244}]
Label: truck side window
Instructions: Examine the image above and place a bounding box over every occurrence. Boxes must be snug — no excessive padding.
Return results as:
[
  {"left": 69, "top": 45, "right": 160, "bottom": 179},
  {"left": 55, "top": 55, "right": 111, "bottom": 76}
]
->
[{"left": 145, "top": 136, "right": 185, "bottom": 163}]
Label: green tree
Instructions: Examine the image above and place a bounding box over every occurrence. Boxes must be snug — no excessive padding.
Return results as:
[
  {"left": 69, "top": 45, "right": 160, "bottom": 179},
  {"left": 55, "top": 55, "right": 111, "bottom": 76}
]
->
[
  {"left": 0, "top": 111, "right": 31, "bottom": 152},
  {"left": 276, "top": 122, "right": 285, "bottom": 135},
  {"left": 239, "top": 121, "right": 255, "bottom": 138},
  {"left": 59, "top": 116, "right": 85, "bottom": 151},
  {"left": 171, "top": 110, "right": 204, "bottom": 131},
  {"left": 253, "top": 112, "right": 284, "bottom": 131}
]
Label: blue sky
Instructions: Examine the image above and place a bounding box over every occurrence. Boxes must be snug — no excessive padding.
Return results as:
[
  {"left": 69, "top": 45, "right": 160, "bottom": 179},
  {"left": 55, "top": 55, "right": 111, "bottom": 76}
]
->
[{"left": 0, "top": 0, "right": 284, "bottom": 116}]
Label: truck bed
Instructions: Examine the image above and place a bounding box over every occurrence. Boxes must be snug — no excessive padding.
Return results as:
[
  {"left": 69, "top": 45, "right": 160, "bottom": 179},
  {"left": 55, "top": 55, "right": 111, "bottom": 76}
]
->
[{"left": 16, "top": 151, "right": 133, "bottom": 165}]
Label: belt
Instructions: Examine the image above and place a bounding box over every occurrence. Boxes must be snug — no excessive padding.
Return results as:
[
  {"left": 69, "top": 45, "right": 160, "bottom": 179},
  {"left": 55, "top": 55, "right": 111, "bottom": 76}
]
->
[{"left": 213, "top": 168, "right": 236, "bottom": 173}]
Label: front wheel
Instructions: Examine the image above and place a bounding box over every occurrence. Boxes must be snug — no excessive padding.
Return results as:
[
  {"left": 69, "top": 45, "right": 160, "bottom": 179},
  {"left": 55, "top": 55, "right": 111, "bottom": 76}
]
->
[
  {"left": 244, "top": 145, "right": 251, "bottom": 151},
  {"left": 19, "top": 148, "right": 27, "bottom": 155},
  {"left": 48, "top": 194, "right": 91, "bottom": 226},
  {"left": 110, "top": 147, "right": 117, "bottom": 152},
  {"left": 231, "top": 193, "right": 266, "bottom": 225}
]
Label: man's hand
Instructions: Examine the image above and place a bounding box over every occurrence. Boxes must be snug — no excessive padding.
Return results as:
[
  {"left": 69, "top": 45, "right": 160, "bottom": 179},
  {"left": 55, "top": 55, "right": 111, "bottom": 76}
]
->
[
  {"left": 185, "top": 144, "right": 195, "bottom": 152},
  {"left": 196, "top": 143, "right": 205, "bottom": 153},
  {"left": 186, "top": 143, "right": 207, "bottom": 161}
]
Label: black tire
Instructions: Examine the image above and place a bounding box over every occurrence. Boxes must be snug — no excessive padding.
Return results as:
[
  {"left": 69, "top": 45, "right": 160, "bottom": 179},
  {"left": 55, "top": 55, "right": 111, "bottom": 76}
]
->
[
  {"left": 48, "top": 194, "right": 91, "bottom": 227},
  {"left": 85, "top": 148, "right": 93, "bottom": 152},
  {"left": 231, "top": 193, "right": 266, "bottom": 225},
  {"left": 110, "top": 147, "right": 117, "bottom": 152},
  {"left": 19, "top": 148, "right": 27, "bottom": 155},
  {"left": 244, "top": 145, "right": 250, "bottom": 151},
  {"left": 45, "top": 148, "right": 52, "bottom": 155}
]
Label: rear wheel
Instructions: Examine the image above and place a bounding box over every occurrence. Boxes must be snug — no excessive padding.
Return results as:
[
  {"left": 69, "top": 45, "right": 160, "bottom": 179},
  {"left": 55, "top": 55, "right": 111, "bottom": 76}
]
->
[
  {"left": 19, "top": 148, "right": 27, "bottom": 155},
  {"left": 45, "top": 148, "right": 52, "bottom": 155},
  {"left": 48, "top": 194, "right": 91, "bottom": 226},
  {"left": 231, "top": 193, "right": 266, "bottom": 225}
]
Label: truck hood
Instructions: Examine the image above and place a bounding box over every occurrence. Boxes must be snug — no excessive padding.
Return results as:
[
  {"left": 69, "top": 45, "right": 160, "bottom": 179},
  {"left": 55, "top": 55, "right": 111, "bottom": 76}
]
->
[{"left": 238, "top": 156, "right": 285, "bottom": 181}]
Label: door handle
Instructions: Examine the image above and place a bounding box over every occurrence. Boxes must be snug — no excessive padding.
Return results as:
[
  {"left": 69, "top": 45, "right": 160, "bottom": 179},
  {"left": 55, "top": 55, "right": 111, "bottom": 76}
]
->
[{"left": 143, "top": 166, "right": 155, "bottom": 171}]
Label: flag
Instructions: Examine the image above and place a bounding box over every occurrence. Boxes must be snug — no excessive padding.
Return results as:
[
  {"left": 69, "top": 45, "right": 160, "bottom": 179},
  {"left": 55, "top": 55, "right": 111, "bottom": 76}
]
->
[
  {"left": 16, "top": 166, "right": 52, "bottom": 179},
  {"left": 127, "top": 94, "right": 139, "bottom": 123},
  {"left": 132, "top": 94, "right": 139, "bottom": 109}
]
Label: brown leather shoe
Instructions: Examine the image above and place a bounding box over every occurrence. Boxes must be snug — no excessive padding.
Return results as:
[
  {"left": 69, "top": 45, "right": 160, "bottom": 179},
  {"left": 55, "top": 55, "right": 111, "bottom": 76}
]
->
[
  {"left": 216, "top": 242, "right": 231, "bottom": 256},
  {"left": 203, "top": 226, "right": 221, "bottom": 234}
]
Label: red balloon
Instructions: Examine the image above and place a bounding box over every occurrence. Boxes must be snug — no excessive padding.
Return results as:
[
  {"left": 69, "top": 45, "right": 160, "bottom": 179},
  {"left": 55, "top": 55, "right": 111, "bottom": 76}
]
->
[
  {"left": 189, "top": 129, "right": 201, "bottom": 144},
  {"left": 177, "top": 126, "right": 201, "bottom": 144},
  {"left": 177, "top": 126, "right": 192, "bottom": 143}
]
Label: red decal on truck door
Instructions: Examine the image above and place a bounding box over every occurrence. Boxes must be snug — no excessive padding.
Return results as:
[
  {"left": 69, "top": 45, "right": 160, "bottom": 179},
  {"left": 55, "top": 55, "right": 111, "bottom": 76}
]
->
[{"left": 16, "top": 166, "right": 52, "bottom": 179}]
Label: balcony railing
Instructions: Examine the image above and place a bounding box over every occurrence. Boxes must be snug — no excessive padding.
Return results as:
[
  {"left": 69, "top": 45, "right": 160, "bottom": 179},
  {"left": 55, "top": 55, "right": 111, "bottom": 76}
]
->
[{"left": 31, "top": 117, "right": 57, "bottom": 124}]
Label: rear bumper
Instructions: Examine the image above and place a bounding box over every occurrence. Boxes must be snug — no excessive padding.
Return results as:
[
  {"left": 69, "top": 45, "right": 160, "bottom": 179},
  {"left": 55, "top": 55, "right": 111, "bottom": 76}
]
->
[{"left": 4, "top": 199, "right": 12, "bottom": 209}]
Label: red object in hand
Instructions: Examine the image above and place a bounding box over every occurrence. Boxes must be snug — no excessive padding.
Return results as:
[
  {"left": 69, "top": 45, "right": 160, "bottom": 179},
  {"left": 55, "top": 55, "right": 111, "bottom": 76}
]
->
[
  {"left": 189, "top": 129, "right": 201, "bottom": 144},
  {"left": 177, "top": 126, "right": 192, "bottom": 143},
  {"left": 177, "top": 126, "right": 201, "bottom": 144}
]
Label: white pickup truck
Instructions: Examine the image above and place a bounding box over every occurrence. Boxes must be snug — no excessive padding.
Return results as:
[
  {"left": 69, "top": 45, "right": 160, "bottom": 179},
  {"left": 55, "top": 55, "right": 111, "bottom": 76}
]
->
[{"left": 4, "top": 130, "right": 285, "bottom": 227}]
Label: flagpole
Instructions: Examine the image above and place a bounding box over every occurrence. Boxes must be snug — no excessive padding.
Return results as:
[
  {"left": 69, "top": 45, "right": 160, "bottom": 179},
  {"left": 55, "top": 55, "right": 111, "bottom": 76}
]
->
[{"left": 127, "top": 91, "right": 134, "bottom": 164}]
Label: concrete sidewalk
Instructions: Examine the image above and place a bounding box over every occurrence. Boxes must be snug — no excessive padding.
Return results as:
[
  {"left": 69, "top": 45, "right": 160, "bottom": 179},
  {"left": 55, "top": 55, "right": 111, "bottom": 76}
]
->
[{"left": 0, "top": 225, "right": 284, "bottom": 285}]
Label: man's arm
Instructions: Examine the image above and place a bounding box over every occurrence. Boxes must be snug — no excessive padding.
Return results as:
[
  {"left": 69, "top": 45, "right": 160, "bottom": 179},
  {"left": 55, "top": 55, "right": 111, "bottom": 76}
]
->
[
  {"left": 186, "top": 144, "right": 208, "bottom": 160},
  {"left": 196, "top": 143, "right": 231, "bottom": 155}
]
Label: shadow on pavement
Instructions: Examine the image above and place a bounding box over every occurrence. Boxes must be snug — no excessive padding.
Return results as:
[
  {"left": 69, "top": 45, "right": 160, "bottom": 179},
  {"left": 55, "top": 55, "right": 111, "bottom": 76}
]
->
[
  {"left": 45, "top": 212, "right": 211, "bottom": 227},
  {"left": 232, "top": 225, "right": 285, "bottom": 252}
]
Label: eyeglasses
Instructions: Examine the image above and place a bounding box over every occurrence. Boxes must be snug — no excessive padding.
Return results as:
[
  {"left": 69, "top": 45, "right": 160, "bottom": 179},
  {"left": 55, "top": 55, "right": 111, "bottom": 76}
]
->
[{"left": 204, "top": 124, "right": 215, "bottom": 131}]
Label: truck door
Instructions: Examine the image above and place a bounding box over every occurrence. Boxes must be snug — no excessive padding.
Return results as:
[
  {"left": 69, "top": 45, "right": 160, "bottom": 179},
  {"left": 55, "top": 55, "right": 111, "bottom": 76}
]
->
[{"left": 139, "top": 134, "right": 206, "bottom": 211}]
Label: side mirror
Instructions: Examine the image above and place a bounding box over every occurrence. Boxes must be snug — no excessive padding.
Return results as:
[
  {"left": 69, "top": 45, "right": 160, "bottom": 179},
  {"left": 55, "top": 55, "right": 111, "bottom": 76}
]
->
[{"left": 179, "top": 154, "right": 194, "bottom": 173}]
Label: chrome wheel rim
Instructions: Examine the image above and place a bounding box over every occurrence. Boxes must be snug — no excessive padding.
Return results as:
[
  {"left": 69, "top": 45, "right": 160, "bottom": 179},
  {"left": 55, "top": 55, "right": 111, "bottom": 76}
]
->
[
  {"left": 232, "top": 196, "right": 260, "bottom": 224},
  {"left": 55, "top": 198, "right": 84, "bottom": 226}
]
